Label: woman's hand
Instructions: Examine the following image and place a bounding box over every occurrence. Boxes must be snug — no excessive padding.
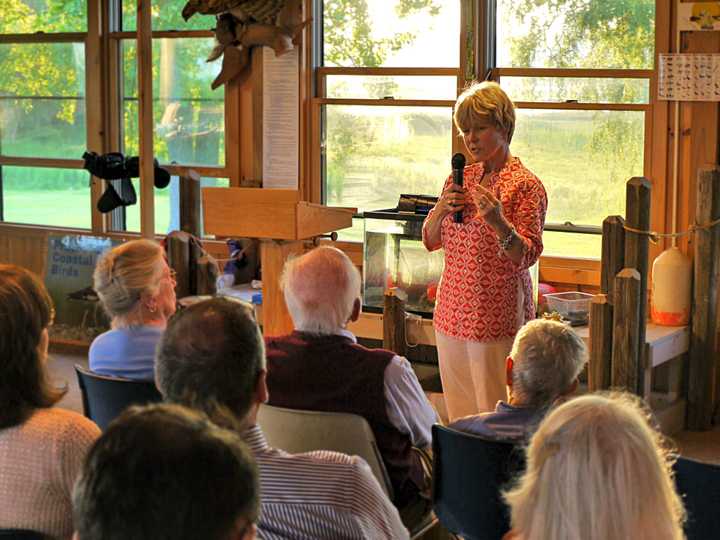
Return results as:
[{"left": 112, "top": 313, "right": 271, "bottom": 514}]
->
[
  {"left": 471, "top": 184, "right": 504, "bottom": 227},
  {"left": 437, "top": 183, "right": 467, "bottom": 218}
]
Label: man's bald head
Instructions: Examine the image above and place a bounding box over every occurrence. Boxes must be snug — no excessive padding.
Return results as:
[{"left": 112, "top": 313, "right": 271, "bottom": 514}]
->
[{"left": 281, "top": 246, "right": 361, "bottom": 334}]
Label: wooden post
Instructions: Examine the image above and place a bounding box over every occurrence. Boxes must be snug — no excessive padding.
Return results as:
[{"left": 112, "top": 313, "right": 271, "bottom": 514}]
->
[
  {"left": 137, "top": 0, "right": 154, "bottom": 238},
  {"left": 688, "top": 167, "right": 720, "bottom": 430},
  {"left": 196, "top": 255, "right": 218, "bottom": 296},
  {"left": 180, "top": 169, "right": 202, "bottom": 237},
  {"left": 383, "top": 289, "right": 407, "bottom": 356},
  {"left": 589, "top": 294, "right": 613, "bottom": 391},
  {"left": 612, "top": 268, "right": 642, "bottom": 394},
  {"left": 601, "top": 215, "right": 625, "bottom": 301},
  {"left": 167, "top": 233, "right": 191, "bottom": 299},
  {"left": 260, "top": 240, "right": 303, "bottom": 337},
  {"left": 624, "top": 177, "right": 651, "bottom": 386}
]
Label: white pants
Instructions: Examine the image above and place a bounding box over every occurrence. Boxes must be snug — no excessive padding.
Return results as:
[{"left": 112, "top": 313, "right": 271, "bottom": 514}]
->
[{"left": 435, "top": 332, "right": 513, "bottom": 422}]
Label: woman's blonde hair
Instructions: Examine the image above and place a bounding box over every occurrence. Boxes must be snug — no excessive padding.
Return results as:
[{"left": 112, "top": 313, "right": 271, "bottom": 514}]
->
[
  {"left": 93, "top": 239, "right": 166, "bottom": 323},
  {"left": 454, "top": 81, "right": 515, "bottom": 143},
  {"left": 504, "top": 393, "right": 685, "bottom": 540}
]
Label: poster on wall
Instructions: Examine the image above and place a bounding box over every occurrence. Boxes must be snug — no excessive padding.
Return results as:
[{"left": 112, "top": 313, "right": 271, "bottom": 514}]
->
[
  {"left": 678, "top": 2, "right": 720, "bottom": 31},
  {"left": 262, "top": 48, "right": 300, "bottom": 190},
  {"left": 45, "top": 234, "right": 118, "bottom": 340},
  {"left": 658, "top": 53, "right": 720, "bottom": 101}
]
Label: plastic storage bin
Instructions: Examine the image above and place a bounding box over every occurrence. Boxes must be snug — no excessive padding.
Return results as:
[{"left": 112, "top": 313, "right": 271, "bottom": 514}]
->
[{"left": 544, "top": 291, "right": 594, "bottom": 326}]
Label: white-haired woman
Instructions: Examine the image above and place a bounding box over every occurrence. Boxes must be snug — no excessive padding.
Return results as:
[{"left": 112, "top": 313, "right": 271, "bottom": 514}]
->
[
  {"left": 503, "top": 393, "right": 686, "bottom": 540},
  {"left": 423, "top": 81, "right": 547, "bottom": 421},
  {"left": 89, "top": 239, "right": 176, "bottom": 380}
]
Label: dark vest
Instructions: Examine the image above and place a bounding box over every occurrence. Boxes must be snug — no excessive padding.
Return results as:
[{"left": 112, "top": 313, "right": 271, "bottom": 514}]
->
[{"left": 265, "top": 331, "right": 423, "bottom": 505}]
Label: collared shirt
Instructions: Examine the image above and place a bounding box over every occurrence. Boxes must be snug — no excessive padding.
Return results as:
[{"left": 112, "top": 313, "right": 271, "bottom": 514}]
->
[
  {"left": 449, "top": 400, "right": 543, "bottom": 443},
  {"left": 336, "top": 329, "right": 438, "bottom": 448},
  {"left": 243, "top": 425, "right": 409, "bottom": 540}
]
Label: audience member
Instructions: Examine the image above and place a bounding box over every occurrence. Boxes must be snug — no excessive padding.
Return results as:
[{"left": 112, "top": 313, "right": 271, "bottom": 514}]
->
[
  {"left": 90, "top": 239, "right": 176, "bottom": 379},
  {"left": 73, "top": 403, "right": 258, "bottom": 540},
  {"left": 0, "top": 264, "right": 100, "bottom": 539},
  {"left": 155, "top": 296, "right": 409, "bottom": 540},
  {"left": 451, "top": 318, "right": 587, "bottom": 443},
  {"left": 503, "top": 393, "right": 686, "bottom": 540},
  {"left": 265, "top": 246, "right": 436, "bottom": 516}
]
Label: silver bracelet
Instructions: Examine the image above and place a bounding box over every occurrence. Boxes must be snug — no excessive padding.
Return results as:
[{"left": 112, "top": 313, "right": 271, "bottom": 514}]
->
[{"left": 499, "top": 227, "right": 515, "bottom": 251}]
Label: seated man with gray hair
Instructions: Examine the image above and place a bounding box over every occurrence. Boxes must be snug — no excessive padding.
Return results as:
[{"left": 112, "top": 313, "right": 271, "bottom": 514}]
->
[
  {"left": 264, "top": 246, "right": 437, "bottom": 519},
  {"left": 73, "top": 403, "right": 259, "bottom": 540},
  {"left": 155, "top": 296, "right": 409, "bottom": 540},
  {"left": 451, "top": 318, "right": 587, "bottom": 443}
]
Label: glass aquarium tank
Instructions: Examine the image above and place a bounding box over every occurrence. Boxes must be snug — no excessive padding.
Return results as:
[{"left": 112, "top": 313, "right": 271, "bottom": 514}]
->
[{"left": 363, "top": 209, "right": 444, "bottom": 318}]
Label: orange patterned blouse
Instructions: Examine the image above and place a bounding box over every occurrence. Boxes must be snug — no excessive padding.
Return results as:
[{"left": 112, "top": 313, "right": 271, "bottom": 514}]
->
[{"left": 422, "top": 157, "right": 547, "bottom": 342}]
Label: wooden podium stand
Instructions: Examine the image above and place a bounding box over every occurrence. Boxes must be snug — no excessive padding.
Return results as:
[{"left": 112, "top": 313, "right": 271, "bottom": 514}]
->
[{"left": 203, "top": 187, "right": 356, "bottom": 336}]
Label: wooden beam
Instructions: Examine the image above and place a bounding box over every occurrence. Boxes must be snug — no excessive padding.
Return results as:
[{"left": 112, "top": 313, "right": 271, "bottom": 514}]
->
[
  {"left": 589, "top": 293, "right": 612, "bottom": 391},
  {"left": 260, "top": 240, "right": 303, "bottom": 337},
  {"left": 179, "top": 169, "right": 202, "bottom": 237},
  {"left": 687, "top": 167, "right": 720, "bottom": 430},
  {"left": 137, "top": 0, "right": 154, "bottom": 238},
  {"left": 600, "top": 215, "right": 625, "bottom": 301},
  {"left": 612, "top": 268, "right": 642, "bottom": 394},
  {"left": 496, "top": 67, "right": 653, "bottom": 79},
  {"left": 86, "top": 0, "right": 106, "bottom": 233}
]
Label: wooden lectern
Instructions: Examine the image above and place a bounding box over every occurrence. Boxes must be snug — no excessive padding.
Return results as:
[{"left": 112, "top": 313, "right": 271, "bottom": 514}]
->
[{"left": 202, "top": 187, "right": 356, "bottom": 336}]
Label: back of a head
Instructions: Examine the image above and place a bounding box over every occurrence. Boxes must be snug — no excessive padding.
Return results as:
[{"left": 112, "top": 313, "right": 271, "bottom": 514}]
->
[
  {"left": 73, "top": 403, "right": 259, "bottom": 540},
  {"left": 93, "top": 239, "right": 164, "bottom": 321},
  {"left": 510, "top": 319, "right": 588, "bottom": 408},
  {"left": 0, "top": 263, "right": 62, "bottom": 428},
  {"left": 155, "top": 297, "right": 265, "bottom": 428},
  {"left": 281, "top": 246, "right": 361, "bottom": 334},
  {"left": 504, "top": 393, "right": 685, "bottom": 540}
]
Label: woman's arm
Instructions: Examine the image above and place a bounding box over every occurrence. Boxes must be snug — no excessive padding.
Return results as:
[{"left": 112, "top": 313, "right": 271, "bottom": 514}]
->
[{"left": 422, "top": 180, "right": 466, "bottom": 251}]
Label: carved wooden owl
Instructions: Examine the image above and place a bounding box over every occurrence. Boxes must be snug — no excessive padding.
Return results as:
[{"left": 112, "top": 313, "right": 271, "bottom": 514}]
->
[{"left": 182, "top": 0, "right": 286, "bottom": 24}]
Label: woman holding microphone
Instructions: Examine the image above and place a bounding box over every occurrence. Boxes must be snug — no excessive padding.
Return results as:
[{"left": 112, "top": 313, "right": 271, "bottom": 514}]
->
[{"left": 423, "top": 81, "right": 547, "bottom": 422}]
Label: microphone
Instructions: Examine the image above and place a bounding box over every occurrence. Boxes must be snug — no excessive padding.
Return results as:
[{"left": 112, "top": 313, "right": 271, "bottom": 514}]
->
[{"left": 451, "top": 153, "right": 466, "bottom": 223}]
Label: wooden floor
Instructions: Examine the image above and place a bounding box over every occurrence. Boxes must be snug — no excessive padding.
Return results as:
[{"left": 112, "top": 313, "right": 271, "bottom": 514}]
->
[{"left": 48, "top": 350, "right": 720, "bottom": 465}]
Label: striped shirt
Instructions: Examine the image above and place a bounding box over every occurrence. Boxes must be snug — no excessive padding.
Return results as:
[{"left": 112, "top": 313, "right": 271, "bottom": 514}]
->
[{"left": 243, "top": 425, "right": 409, "bottom": 540}]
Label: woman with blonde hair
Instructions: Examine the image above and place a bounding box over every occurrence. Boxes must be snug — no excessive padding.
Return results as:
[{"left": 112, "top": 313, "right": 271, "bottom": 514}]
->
[
  {"left": 423, "top": 81, "right": 547, "bottom": 420},
  {"left": 90, "top": 239, "right": 176, "bottom": 380},
  {"left": 503, "top": 393, "right": 686, "bottom": 540},
  {"left": 0, "top": 264, "right": 100, "bottom": 538}
]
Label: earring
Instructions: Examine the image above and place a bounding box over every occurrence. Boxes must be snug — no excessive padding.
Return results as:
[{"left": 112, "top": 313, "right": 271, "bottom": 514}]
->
[{"left": 147, "top": 303, "right": 157, "bottom": 313}]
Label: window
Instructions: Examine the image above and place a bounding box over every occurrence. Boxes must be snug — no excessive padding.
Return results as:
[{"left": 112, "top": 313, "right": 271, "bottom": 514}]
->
[
  {"left": 0, "top": 0, "right": 89, "bottom": 228},
  {"left": 495, "top": 0, "right": 655, "bottom": 259},
  {"left": 0, "top": 1, "right": 234, "bottom": 235},
  {"left": 114, "top": 0, "right": 228, "bottom": 235},
  {"left": 315, "top": 0, "right": 461, "bottom": 241}
]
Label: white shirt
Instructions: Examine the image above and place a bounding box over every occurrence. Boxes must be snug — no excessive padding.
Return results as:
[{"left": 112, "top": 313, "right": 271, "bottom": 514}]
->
[{"left": 336, "top": 329, "right": 438, "bottom": 448}]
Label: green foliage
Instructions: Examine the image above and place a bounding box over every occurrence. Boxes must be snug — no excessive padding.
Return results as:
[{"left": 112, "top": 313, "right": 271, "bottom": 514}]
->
[{"left": 323, "top": 0, "right": 439, "bottom": 66}]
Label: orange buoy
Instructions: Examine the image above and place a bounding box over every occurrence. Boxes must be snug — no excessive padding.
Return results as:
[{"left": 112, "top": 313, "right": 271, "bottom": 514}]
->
[{"left": 650, "top": 247, "right": 692, "bottom": 326}]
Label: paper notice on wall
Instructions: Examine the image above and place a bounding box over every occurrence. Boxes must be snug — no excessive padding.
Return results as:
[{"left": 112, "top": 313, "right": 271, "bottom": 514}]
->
[
  {"left": 658, "top": 53, "right": 720, "bottom": 102},
  {"left": 262, "top": 48, "right": 299, "bottom": 189}
]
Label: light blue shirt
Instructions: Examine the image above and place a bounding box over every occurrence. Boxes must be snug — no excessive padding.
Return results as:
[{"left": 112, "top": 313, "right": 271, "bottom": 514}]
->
[
  {"left": 88, "top": 326, "right": 164, "bottom": 380},
  {"left": 450, "top": 401, "right": 543, "bottom": 443}
]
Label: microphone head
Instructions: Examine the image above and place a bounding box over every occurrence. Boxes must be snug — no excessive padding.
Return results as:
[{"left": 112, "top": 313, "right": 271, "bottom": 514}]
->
[{"left": 451, "top": 152, "right": 466, "bottom": 170}]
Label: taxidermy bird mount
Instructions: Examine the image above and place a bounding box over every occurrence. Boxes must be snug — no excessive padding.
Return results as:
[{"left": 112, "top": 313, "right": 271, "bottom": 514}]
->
[{"left": 181, "top": 0, "right": 310, "bottom": 89}]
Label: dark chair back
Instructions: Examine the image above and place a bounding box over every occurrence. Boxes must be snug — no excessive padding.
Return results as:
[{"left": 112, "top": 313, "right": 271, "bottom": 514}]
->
[
  {"left": 674, "top": 456, "right": 720, "bottom": 540},
  {"left": 0, "top": 530, "right": 48, "bottom": 540},
  {"left": 432, "top": 424, "right": 525, "bottom": 540},
  {"left": 74, "top": 364, "right": 162, "bottom": 430}
]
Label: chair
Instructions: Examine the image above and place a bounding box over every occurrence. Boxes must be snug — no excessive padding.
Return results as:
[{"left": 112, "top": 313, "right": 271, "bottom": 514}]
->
[
  {"left": 74, "top": 365, "right": 162, "bottom": 431},
  {"left": 432, "top": 424, "right": 525, "bottom": 540},
  {"left": 257, "top": 404, "right": 394, "bottom": 498},
  {"left": 0, "top": 530, "right": 48, "bottom": 540},
  {"left": 257, "top": 404, "right": 438, "bottom": 538},
  {"left": 673, "top": 456, "right": 720, "bottom": 540}
]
